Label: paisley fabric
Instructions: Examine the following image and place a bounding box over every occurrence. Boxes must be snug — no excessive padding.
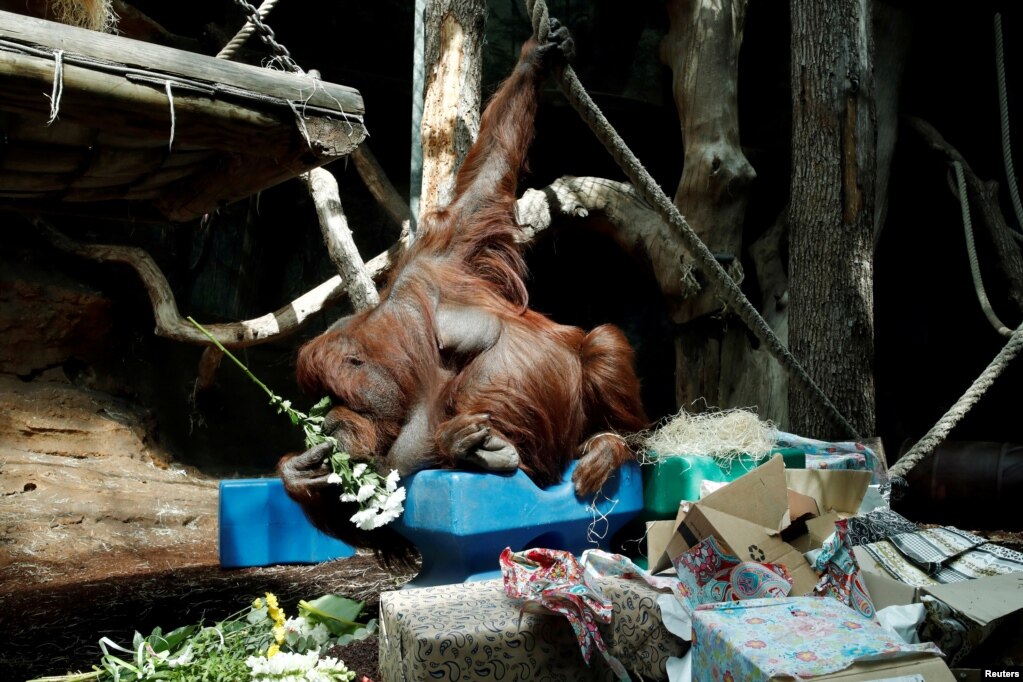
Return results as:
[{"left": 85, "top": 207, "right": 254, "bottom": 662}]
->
[
  {"left": 810, "top": 519, "right": 876, "bottom": 620},
  {"left": 500, "top": 547, "right": 628, "bottom": 680}
]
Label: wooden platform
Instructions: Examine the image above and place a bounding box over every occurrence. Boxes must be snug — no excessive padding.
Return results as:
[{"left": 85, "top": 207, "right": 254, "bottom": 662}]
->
[{"left": 0, "top": 11, "right": 367, "bottom": 222}]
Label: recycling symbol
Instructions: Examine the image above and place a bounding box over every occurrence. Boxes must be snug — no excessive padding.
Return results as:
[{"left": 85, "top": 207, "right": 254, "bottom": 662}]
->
[{"left": 748, "top": 545, "right": 766, "bottom": 562}]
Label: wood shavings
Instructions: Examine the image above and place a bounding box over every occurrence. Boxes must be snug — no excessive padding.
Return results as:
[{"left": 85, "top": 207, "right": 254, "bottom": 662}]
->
[{"left": 638, "top": 406, "right": 776, "bottom": 463}]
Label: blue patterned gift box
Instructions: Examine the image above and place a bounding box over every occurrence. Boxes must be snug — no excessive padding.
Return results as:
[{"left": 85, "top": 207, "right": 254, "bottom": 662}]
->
[{"left": 691, "top": 596, "right": 944, "bottom": 681}]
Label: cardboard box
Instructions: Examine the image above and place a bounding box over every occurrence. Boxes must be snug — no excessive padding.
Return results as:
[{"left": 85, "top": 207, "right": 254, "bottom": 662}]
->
[
  {"left": 691, "top": 596, "right": 954, "bottom": 681},
  {"left": 852, "top": 545, "right": 920, "bottom": 610},
  {"left": 651, "top": 455, "right": 871, "bottom": 591},
  {"left": 378, "top": 577, "right": 687, "bottom": 682}
]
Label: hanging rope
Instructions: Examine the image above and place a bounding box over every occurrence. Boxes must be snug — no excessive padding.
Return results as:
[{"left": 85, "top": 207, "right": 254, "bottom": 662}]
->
[
  {"left": 224, "top": 0, "right": 302, "bottom": 74},
  {"left": 952, "top": 161, "right": 1013, "bottom": 336},
  {"left": 217, "top": 0, "right": 282, "bottom": 61},
  {"left": 524, "top": 0, "right": 860, "bottom": 440},
  {"left": 994, "top": 13, "right": 1023, "bottom": 241},
  {"left": 888, "top": 320, "right": 1023, "bottom": 479}
]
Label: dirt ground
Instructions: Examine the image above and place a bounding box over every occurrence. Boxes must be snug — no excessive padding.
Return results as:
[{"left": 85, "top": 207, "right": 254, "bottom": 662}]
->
[
  {"left": 0, "top": 376, "right": 414, "bottom": 682},
  {"left": 0, "top": 544, "right": 414, "bottom": 681}
]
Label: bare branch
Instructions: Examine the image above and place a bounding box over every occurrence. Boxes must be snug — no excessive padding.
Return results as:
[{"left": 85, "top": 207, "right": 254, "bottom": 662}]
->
[
  {"left": 305, "top": 167, "right": 380, "bottom": 311},
  {"left": 33, "top": 216, "right": 410, "bottom": 348},
  {"left": 351, "top": 146, "right": 411, "bottom": 228},
  {"left": 35, "top": 176, "right": 675, "bottom": 350}
]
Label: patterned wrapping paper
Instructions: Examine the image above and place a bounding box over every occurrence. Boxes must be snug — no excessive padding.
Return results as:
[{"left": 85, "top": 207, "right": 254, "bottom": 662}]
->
[
  {"left": 859, "top": 526, "right": 1023, "bottom": 666},
  {"left": 861, "top": 527, "right": 1023, "bottom": 587},
  {"left": 845, "top": 508, "right": 919, "bottom": 546},
  {"left": 809, "top": 520, "right": 876, "bottom": 620},
  {"left": 775, "top": 431, "right": 886, "bottom": 483},
  {"left": 378, "top": 577, "right": 687, "bottom": 682},
  {"left": 499, "top": 548, "right": 623, "bottom": 678},
  {"left": 691, "top": 596, "right": 944, "bottom": 682}
]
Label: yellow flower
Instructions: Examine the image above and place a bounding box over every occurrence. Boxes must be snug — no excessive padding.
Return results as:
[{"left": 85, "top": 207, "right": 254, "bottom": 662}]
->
[
  {"left": 267, "top": 643, "right": 280, "bottom": 658},
  {"left": 265, "top": 592, "right": 285, "bottom": 627},
  {"left": 273, "top": 624, "right": 286, "bottom": 644},
  {"left": 252, "top": 597, "right": 264, "bottom": 610}
]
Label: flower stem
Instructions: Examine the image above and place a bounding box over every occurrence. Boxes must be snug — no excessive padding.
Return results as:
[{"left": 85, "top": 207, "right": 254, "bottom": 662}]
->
[{"left": 186, "top": 317, "right": 275, "bottom": 400}]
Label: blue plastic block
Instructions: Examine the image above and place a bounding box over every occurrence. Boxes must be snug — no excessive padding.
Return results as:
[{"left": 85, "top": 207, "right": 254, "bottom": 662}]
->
[
  {"left": 393, "top": 460, "right": 642, "bottom": 587},
  {"left": 218, "top": 478, "right": 355, "bottom": 568}
]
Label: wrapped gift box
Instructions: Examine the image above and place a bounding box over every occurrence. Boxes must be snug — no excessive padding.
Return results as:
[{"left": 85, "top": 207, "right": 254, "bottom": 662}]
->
[
  {"left": 691, "top": 596, "right": 954, "bottom": 681},
  {"left": 379, "top": 577, "right": 686, "bottom": 681}
]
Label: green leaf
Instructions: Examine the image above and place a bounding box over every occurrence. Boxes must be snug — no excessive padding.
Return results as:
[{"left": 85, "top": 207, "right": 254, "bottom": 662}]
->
[
  {"left": 310, "top": 396, "right": 333, "bottom": 418},
  {"left": 298, "top": 595, "right": 365, "bottom": 636},
  {"left": 152, "top": 624, "right": 197, "bottom": 654}
]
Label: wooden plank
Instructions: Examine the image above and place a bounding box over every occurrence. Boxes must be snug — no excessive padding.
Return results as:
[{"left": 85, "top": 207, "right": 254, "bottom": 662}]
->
[
  {"left": 1, "top": 142, "right": 87, "bottom": 172},
  {"left": 0, "top": 171, "right": 67, "bottom": 191},
  {"left": 0, "top": 49, "right": 364, "bottom": 157},
  {"left": 155, "top": 142, "right": 363, "bottom": 222},
  {"left": 0, "top": 50, "right": 298, "bottom": 154},
  {"left": 0, "top": 10, "right": 364, "bottom": 116},
  {"left": 3, "top": 114, "right": 95, "bottom": 145}
]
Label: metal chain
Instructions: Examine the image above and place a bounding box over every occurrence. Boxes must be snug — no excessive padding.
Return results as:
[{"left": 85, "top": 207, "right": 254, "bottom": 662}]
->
[{"left": 227, "top": 0, "right": 302, "bottom": 73}]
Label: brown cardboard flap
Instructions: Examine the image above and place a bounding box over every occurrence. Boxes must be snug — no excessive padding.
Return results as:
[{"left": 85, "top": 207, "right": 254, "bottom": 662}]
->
[
  {"left": 787, "top": 489, "right": 821, "bottom": 521},
  {"left": 806, "top": 653, "right": 955, "bottom": 681},
  {"left": 923, "top": 571, "right": 1023, "bottom": 627},
  {"left": 645, "top": 520, "right": 677, "bottom": 573},
  {"left": 807, "top": 512, "right": 840, "bottom": 544},
  {"left": 853, "top": 546, "right": 920, "bottom": 610},
  {"left": 785, "top": 469, "right": 872, "bottom": 514},
  {"left": 698, "top": 454, "right": 789, "bottom": 529},
  {"left": 681, "top": 504, "right": 820, "bottom": 595}
]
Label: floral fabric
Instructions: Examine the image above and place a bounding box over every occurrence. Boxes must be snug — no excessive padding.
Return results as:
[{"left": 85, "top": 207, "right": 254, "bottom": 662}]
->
[
  {"left": 775, "top": 431, "right": 886, "bottom": 483},
  {"left": 810, "top": 520, "right": 876, "bottom": 620},
  {"left": 691, "top": 596, "right": 944, "bottom": 681},
  {"left": 672, "top": 536, "right": 793, "bottom": 609},
  {"left": 500, "top": 547, "right": 629, "bottom": 680}
]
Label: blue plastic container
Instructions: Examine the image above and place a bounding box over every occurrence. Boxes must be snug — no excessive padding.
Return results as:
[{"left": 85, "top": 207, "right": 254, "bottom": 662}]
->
[
  {"left": 393, "top": 460, "right": 643, "bottom": 587},
  {"left": 218, "top": 477, "right": 355, "bottom": 568}
]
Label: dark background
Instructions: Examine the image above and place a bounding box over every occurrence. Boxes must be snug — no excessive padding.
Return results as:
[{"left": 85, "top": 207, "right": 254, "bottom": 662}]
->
[{"left": 4, "top": 0, "right": 1021, "bottom": 476}]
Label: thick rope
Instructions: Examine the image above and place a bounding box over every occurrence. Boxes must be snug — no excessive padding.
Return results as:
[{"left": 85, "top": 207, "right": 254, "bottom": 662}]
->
[
  {"left": 217, "top": 0, "right": 281, "bottom": 61},
  {"left": 953, "top": 161, "right": 1013, "bottom": 336},
  {"left": 888, "top": 320, "right": 1023, "bottom": 479},
  {"left": 225, "top": 0, "right": 302, "bottom": 74},
  {"left": 525, "top": 0, "right": 860, "bottom": 440},
  {"left": 994, "top": 13, "right": 1023, "bottom": 241}
]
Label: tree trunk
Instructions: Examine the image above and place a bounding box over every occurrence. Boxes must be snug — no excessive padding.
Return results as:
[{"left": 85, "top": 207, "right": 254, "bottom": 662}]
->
[
  {"left": 418, "top": 0, "right": 485, "bottom": 218},
  {"left": 789, "top": 0, "right": 877, "bottom": 438},
  {"left": 660, "top": 0, "right": 755, "bottom": 411}
]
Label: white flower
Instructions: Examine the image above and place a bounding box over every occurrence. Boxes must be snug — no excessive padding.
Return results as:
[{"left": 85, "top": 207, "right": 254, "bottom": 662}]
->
[
  {"left": 350, "top": 507, "right": 379, "bottom": 530},
  {"left": 283, "top": 616, "right": 331, "bottom": 646},
  {"left": 326, "top": 472, "right": 343, "bottom": 485},
  {"left": 385, "top": 469, "right": 400, "bottom": 492},
  {"left": 246, "top": 650, "right": 321, "bottom": 680},
  {"left": 339, "top": 492, "right": 358, "bottom": 502},
  {"left": 165, "top": 644, "right": 194, "bottom": 668},
  {"left": 352, "top": 463, "right": 368, "bottom": 478},
  {"left": 356, "top": 483, "right": 376, "bottom": 503},
  {"left": 383, "top": 487, "right": 406, "bottom": 511}
]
